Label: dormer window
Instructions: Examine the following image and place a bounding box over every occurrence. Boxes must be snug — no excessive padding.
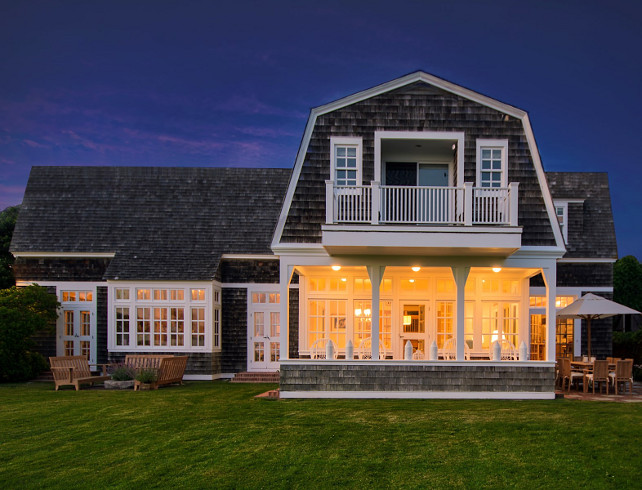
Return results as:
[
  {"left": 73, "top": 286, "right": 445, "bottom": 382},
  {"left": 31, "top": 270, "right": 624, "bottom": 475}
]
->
[
  {"left": 554, "top": 201, "right": 568, "bottom": 243},
  {"left": 476, "top": 139, "right": 508, "bottom": 188},
  {"left": 331, "top": 137, "right": 362, "bottom": 186}
]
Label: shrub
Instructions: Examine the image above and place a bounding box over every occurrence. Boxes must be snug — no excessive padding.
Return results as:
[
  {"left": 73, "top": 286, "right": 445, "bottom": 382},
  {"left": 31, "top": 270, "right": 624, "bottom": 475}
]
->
[
  {"left": 612, "top": 330, "right": 642, "bottom": 364},
  {"left": 135, "top": 368, "right": 158, "bottom": 384},
  {"left": 109, "top": 364, "right": 136, "bottom": 381},
  {"left": 0, "top": 285, "right": 59, "bottom": 382}
]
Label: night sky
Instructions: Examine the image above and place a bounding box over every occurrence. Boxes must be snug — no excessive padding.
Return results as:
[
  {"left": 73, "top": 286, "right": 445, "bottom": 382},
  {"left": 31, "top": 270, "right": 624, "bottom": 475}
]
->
[{"left": 1, "top": 1, "right": 641, "bottom": 258}]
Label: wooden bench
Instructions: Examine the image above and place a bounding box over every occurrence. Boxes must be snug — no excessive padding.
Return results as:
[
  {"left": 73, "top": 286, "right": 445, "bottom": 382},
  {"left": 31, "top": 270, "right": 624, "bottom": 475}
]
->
[
  {"left": 125, "top": 355, "right": 188, "bottom": 390},
  {"left": 49, "top": 355, "right": 111, "bottom": 391}
]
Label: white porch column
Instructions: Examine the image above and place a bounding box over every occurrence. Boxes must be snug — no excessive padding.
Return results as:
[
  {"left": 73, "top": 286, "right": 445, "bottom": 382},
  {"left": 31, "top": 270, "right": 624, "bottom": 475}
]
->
[
  {"left": 451, "top": 266, "right": 470, "bottom": 361},
  {"left": 325, "top": 180, "right": 334, "bottom": 224},
  {"left": 279, "top": 261, "right": 295, "bottom": 361},
  {"left": 541, "top": 265, "right": 557, "bottom": 361},
  {"left": 366, "top": 265, "right": 386, "bottom": 360}
]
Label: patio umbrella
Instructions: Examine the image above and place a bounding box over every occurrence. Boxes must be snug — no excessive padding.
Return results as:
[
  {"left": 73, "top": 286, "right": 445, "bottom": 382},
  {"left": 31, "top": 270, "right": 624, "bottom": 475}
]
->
[{"left": 556, "top": 293, "right": 641, "bottom": 358}]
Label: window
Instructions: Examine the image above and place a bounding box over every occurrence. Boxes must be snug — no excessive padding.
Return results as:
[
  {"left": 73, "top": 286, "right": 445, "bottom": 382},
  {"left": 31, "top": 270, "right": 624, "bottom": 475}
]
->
[
  {"left": 61, "top": 290, "right": 93, "bottom": 302},
  {"left": 554, "top": 201, "right": 568, "bottom": 243},
  {"left": 191, "top": 307, "right": 205, "bottom": 347},
  {"left": 481, "top": 302, "right": 518, "bottom": 349},
  {"left": 331, "top": 137, "right": 362, "bottom": 186},
  {"left": 115, "top": 307, "right": 130, "bottom": 346},
  {"left": 436, "top": 301, "right": 454, "bottom": 349},
  {"left": 476, "top": 139, "right": 508, "bottom": 188},
  {"left": 308, "top": 299, "right": 347, "bottom": 349}
]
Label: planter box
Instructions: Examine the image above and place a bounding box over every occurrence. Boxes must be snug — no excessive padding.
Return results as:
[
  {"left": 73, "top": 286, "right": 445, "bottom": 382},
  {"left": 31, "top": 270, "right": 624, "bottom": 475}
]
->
[{"left": 104, "top": 380, "right": 135, "bottom": 390}]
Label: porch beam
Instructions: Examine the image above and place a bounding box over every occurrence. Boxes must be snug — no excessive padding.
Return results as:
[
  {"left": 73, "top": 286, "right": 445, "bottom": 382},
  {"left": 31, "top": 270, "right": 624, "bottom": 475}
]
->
[
  {"left": 451, "top": 266, "right": 470, "bottom": 361},
  {"left": 366, "top": 265, "right": 386, "bottom": 360},
  {"left": 279, "top": 261, "right": 295, "bottom": 361},
  {"left": 541, "top": 265, "right": 557, "bottom": 361}
]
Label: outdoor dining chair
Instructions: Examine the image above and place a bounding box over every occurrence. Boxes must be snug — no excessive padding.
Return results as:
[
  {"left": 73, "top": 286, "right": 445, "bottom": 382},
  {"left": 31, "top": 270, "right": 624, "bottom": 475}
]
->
[
  {"left": 585, "top": 359, "right": 610, "bottom": 394},
  {"left": 609, "top": 358, "right": 634, "bottom": 395}
]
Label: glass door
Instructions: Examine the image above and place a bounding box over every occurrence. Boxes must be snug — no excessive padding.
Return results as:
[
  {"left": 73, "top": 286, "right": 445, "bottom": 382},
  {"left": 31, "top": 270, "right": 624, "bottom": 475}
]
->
[
  {"left": 399, "top": 302, "right": 429, "bottom": 358},
  {"left": 248, "top": 291, "right": 281, "bottom": 371},
  {"left": 58, "top": 308, "right": 94, "bottom": 361}
]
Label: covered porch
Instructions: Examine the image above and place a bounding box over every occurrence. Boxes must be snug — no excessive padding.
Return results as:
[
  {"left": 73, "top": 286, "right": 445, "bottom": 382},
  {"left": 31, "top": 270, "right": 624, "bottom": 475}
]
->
[{"left": 276, "top": 258, "right": 560, "bottom": 399}]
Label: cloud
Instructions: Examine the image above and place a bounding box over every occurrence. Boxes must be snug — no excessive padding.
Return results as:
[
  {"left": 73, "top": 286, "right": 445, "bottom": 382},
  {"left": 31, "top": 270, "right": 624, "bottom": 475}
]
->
[{"left": 22, "top": 139, "right": 49, "bottom": 148}]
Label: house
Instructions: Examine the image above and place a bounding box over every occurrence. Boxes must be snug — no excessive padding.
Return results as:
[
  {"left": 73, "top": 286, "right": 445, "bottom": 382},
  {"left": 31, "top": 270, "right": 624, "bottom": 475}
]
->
[{"left": 10, "top": 72, "right": 617, "bottom": 398}]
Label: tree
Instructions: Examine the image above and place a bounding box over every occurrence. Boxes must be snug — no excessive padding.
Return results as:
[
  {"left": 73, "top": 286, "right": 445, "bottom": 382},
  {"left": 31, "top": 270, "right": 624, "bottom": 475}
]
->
[
  {"left": 613, "top": 255, "right": 642, "bottom": 331},
  {"left": 0, "top": 285, "right": 59, "bottom": 382},
  {"left": 0, "top": 205, "right": 20, "bottom": 289}
]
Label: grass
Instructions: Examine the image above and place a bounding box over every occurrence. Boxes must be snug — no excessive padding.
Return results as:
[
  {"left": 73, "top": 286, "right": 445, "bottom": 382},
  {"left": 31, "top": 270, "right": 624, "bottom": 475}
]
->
[{"left": 1, "top": 382, "right": 641, "bottom": 489}]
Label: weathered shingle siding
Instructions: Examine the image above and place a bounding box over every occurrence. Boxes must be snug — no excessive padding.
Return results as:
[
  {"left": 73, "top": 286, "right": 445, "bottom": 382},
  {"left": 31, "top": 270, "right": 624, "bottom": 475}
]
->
[
  {"left": 281, "top": 82, "right": 555, "bottom": 246},
  {"left": 530, "top": 263, "right": 613, "bottom": 289},
  {"left": 221, "top": 288, "right": 247, "bottom": 373},
  {"left": 12, "top": 258, "right": 111, "bottom": 282},
  {"left": 219, "top": 259, "right": 280, "bottom": 284},
  {"left": 96, "top": 286, "right": 108, "bottom": 365},
  {"left": 546, "top": 172, "right": 617, "bottom": 259}
]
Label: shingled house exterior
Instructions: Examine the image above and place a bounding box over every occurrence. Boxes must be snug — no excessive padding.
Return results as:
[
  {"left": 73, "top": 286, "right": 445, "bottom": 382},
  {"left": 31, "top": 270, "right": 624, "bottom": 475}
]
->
[{"left": 10, "top": 72, "right": 617, "bottom": 398}]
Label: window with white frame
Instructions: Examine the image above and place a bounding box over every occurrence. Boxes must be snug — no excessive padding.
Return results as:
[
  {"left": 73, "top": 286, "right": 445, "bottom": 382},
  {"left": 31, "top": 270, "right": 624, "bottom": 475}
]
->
[
  {"left": 111, "top": 284, "right": 220, "bottom": 351},
  {"left": 476, "top": 140, "right": 508, "bottom": 188},
  {"left": 554, "top": 201, "right": 568, "bottom": 243},
  {"left": 331, "top": 137, "right": 362, "bottom": 186}
]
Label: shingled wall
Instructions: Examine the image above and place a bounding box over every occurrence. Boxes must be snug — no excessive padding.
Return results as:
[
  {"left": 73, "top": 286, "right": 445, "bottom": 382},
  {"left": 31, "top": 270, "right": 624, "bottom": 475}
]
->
[
  {"left": 12, "top": 257, "right": 111, "bottom": 282},
  {"left": 281, "top": 82, "right": 555, "bottom": 246}
]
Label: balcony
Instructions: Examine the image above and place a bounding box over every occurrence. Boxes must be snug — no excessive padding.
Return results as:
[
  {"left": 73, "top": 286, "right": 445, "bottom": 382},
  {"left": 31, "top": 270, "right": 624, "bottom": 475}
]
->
[{"left": 322, "top": 181, "right": 522, "bottom": 256}]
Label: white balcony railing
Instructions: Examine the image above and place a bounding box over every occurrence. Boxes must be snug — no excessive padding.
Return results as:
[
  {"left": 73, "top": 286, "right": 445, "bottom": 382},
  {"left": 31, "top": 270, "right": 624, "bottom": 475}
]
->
[{"left": 326, "top": 181, "right": 519, "bottom": 226}]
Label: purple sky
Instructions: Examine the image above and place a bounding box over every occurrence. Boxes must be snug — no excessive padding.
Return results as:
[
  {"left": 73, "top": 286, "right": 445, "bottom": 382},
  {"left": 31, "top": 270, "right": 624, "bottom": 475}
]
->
[{"left": 1, "top": 1, "right": 641, "bottom": 258}]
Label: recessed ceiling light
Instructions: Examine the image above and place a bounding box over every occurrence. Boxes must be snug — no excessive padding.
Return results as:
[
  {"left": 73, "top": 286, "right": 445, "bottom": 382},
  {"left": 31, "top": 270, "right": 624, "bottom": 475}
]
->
[
  {"left": 331, "top": 265, "right": 341, "bottom": 271},
  {"left": 411, "top": 266, "right": 421, "bottom": 272}
]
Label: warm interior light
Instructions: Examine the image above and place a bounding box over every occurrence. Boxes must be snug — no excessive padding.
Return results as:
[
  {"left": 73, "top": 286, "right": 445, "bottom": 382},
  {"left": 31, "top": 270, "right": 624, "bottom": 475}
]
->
[
  {"left": 409, "top": 279, "right": 415, "bottom": 283},
  {"left": 355, "top": 308, "right": 362, "bottom": 317},
  {"left": 411, "top": 266, "right": 421, "bottom": 272},
  {"left": 363, "top": 308, "right": 371, "bottom": 317},
  {"left": 403, "top": 315, "right": 412, "bottom": 325},
  {"left": 331, "top": 265, "right": 341, "bottom": 271},
  {"left": 492, "top": 267, "right": 502, "bottom": 273},
  {"left": 555, "top": 299, "right": 561, "bottom": 307},
  {"left": 341, "top": 277, "right": 347, "bottom": 282}
]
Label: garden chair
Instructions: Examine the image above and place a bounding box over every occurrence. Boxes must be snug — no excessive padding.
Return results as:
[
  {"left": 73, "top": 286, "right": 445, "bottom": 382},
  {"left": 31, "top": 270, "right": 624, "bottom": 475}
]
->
[
  {"left": 609, "top": 359, "right": 634, "bottom": 395},
  {"left": 356, "top": 337, "right": 387, "bottom": 360},
  {"left": 49, "top": 355, "right": 111, "bottom": 391},
  {"left": 559, "top": 358, "right": 583, "bottom": 392},
  {"left": 585, "top": 360, "right": 610, "bottom": 394}
]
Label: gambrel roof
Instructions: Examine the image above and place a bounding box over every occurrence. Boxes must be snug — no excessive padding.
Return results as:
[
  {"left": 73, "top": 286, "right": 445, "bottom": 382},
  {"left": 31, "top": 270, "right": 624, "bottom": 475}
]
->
[{"left": 11, "top": 166, "right": 290, "bottom": 280}]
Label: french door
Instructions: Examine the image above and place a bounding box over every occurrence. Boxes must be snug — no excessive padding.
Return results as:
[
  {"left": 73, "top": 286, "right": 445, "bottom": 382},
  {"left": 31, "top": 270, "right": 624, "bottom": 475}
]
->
[
  {"left": 398, "top": 301, "right": 430, "bottom": 358},
  {"left": 248, "top": 291, "right": 281, "bottom": 371},
  {"left": 57, "top": 289, "right": 97, "bottom": 365}
]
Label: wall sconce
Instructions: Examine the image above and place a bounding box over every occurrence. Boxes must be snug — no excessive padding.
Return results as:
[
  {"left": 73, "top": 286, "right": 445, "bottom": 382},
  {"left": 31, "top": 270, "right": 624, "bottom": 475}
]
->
[{"left": 403, "top": 315, "right": 412, "bottom": 325}]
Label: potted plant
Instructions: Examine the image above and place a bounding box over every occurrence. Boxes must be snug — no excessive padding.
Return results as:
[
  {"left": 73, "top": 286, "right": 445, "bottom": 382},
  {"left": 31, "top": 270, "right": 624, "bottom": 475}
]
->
[
  {"left": 134, "top": 368, "right": 159, "bottom": 391},
  {"left": 105, "top": 363, "right": 136, "bottom": 389}
]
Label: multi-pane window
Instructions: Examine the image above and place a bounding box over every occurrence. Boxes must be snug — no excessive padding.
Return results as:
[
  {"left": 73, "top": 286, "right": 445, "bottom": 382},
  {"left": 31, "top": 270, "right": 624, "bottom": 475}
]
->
[
  {"left": 555, "top": 202, "right": 568, "bottom": 242},
  {"left": 252, "top": 292, "right": 280, "bottom": 304},
  {"left": 436, "top": 301, "right": 454, "bottom": 349},
  {"left": 114, "top": 285, "right": 218, "bottom": 350},
  {"left": 477, "top": 140, "right": 507, "bottom": 189},
  {"left": 308, "top": 299, "right": 347, "bottom": 349},
  {"left": 115, "top": 307, "right": 130, "bottom": 346},
  {"left": 481, "top": 302, "right": 518, "bottom": 349},
  {"left": 61, "top": 290, "right": 93, "bottom": 302},
  {"left": 334, "top": 146, "right": 358, "bottom": 186}
]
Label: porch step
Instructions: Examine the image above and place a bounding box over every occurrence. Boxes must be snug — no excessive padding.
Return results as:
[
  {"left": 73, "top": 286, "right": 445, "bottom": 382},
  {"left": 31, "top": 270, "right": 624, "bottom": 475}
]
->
[
  {"left": 231, "top": 371, "right": 280, "bottom": 383},
  {"left": 255, "top": 389, "right": 280, "bottom": 400}
]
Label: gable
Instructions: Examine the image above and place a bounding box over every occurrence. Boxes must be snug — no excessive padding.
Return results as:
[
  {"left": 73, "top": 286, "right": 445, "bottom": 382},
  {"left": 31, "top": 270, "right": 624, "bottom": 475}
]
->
[{"left": 273, "top": 72, "right": 562, "bottom": 249}]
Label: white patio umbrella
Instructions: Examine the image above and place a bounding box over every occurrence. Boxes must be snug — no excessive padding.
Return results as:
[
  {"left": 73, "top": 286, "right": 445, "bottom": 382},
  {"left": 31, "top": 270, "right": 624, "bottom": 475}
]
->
[{"left": 556, "top": 293, "right": 641, "bottom": 358}]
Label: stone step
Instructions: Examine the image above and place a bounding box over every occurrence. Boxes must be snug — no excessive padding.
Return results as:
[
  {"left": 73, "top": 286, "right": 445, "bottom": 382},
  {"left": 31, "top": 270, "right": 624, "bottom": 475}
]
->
[
  {"left": 231, "top": 371, "right": 280, "bottom": 383},
  {"left": 255, "top": 389, "right": 280, "bottom": 400}
]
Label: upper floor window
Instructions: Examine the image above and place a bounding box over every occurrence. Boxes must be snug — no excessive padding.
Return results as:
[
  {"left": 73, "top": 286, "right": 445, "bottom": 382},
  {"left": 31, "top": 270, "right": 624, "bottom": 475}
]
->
[
  {"left": 554, "top": 201, "right": 568, "bottom": 243},
  {"left": 476, "top": 139, "right": 508, "bottom": 188},
  {"left": 331, "top": 136, "right": 362, "bottom": 186}
]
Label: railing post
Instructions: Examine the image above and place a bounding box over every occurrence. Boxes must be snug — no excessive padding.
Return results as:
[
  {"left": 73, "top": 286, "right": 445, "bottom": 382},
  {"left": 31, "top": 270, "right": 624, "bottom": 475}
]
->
[
  {"left": 509, "top": 182, "right": 519, "bottom": 226},
  {"left": 371, "top": 181, "right": 380, "bottom": 225},
  {"left": 325, "top": 180, "right": 334, "bottom": 224},
  {"left": 464, "top": 182, "right": 473, "bottom": 226}
]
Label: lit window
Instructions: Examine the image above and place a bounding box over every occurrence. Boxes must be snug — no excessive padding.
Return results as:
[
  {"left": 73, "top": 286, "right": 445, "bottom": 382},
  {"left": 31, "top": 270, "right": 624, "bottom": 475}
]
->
[
  {"left": 191, "top": 289, "right": 206, "bottom": 301},
  {"left": 115, "top": 288, "right": 130, "bottom": 301}
]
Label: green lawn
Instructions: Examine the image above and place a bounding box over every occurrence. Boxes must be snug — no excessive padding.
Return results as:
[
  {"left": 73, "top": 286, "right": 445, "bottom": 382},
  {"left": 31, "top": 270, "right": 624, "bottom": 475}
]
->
[{"left": 1, "top": 382, "right": 641, "bottom": 489}]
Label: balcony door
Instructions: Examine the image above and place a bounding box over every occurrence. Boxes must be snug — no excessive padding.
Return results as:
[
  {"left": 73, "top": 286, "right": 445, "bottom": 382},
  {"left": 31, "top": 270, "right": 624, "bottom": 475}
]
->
[{"left": 385, "top": 162, "right": 449, "bottom": 186}]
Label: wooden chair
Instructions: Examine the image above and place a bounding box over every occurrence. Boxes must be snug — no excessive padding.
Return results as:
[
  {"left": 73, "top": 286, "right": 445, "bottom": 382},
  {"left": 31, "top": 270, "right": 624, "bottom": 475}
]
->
[
  {"left": 609, "top": 359, "right": 634, "bottom": 395},
  {"left": 558, "top": 358, "right": 584, "bottom": 392},
  {"left": 133, "top": 355, "right": 188, "bottom": 391},
  {"left": 585, "top": 360, "right": 610, "bottom": 394},
  {"left": 50, "top": 355, "right": 111, "bottom": 391},
  {"left": 310, "top": 338, "right": 338, "bottom": 359}
]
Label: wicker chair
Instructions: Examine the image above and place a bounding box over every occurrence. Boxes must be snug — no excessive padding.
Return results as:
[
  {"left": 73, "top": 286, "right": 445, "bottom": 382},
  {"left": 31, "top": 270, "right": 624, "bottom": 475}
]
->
[{"left": 609, "top": 358, "right": 634, "bottom": 395}]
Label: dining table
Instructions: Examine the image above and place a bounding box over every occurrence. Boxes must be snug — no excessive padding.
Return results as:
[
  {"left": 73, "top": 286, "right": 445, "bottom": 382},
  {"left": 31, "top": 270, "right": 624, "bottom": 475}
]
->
[{"left": 570, "top": 360, "right": 616, "bottom": 393}]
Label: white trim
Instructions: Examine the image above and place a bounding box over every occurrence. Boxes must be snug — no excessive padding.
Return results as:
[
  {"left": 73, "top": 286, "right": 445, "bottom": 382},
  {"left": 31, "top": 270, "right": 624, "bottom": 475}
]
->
[
  {"left": 279, "top": 391, "right": 555, "bottom": 400},
  {"left": 220, "top": 283, "right": 298, "bottom": 289},
  {"left": 280, "top": 359, "right": 552, "bottom": 367},
  {"left": 530, "top": 286, "right": 613, "bottom": 295},
  {"left": 313, "top": 71, "right": 526, "bottom": 119},
  {"left": 220, "top": 254, "right": 277, "bottom": 260},
  {"left": 184, "top": 374, "right": 215, "bottom": 381},
  {"left": 476, "top": 139, "right": 508, "bottom": 188},
  {"left": 557, "top": 258, "right": 616, "bottom": 263},
  {"left": 374, "top": 130, "right": 464, "bottom": 185},
  {"left": 11, "top": 252, "right": 115, "bottom": 258},
  {"left": 521, "top": 114, "right": 566, "bottom": 250},
  {"left": 330, "top": 136, "right": 363, "bottom": 185}
]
